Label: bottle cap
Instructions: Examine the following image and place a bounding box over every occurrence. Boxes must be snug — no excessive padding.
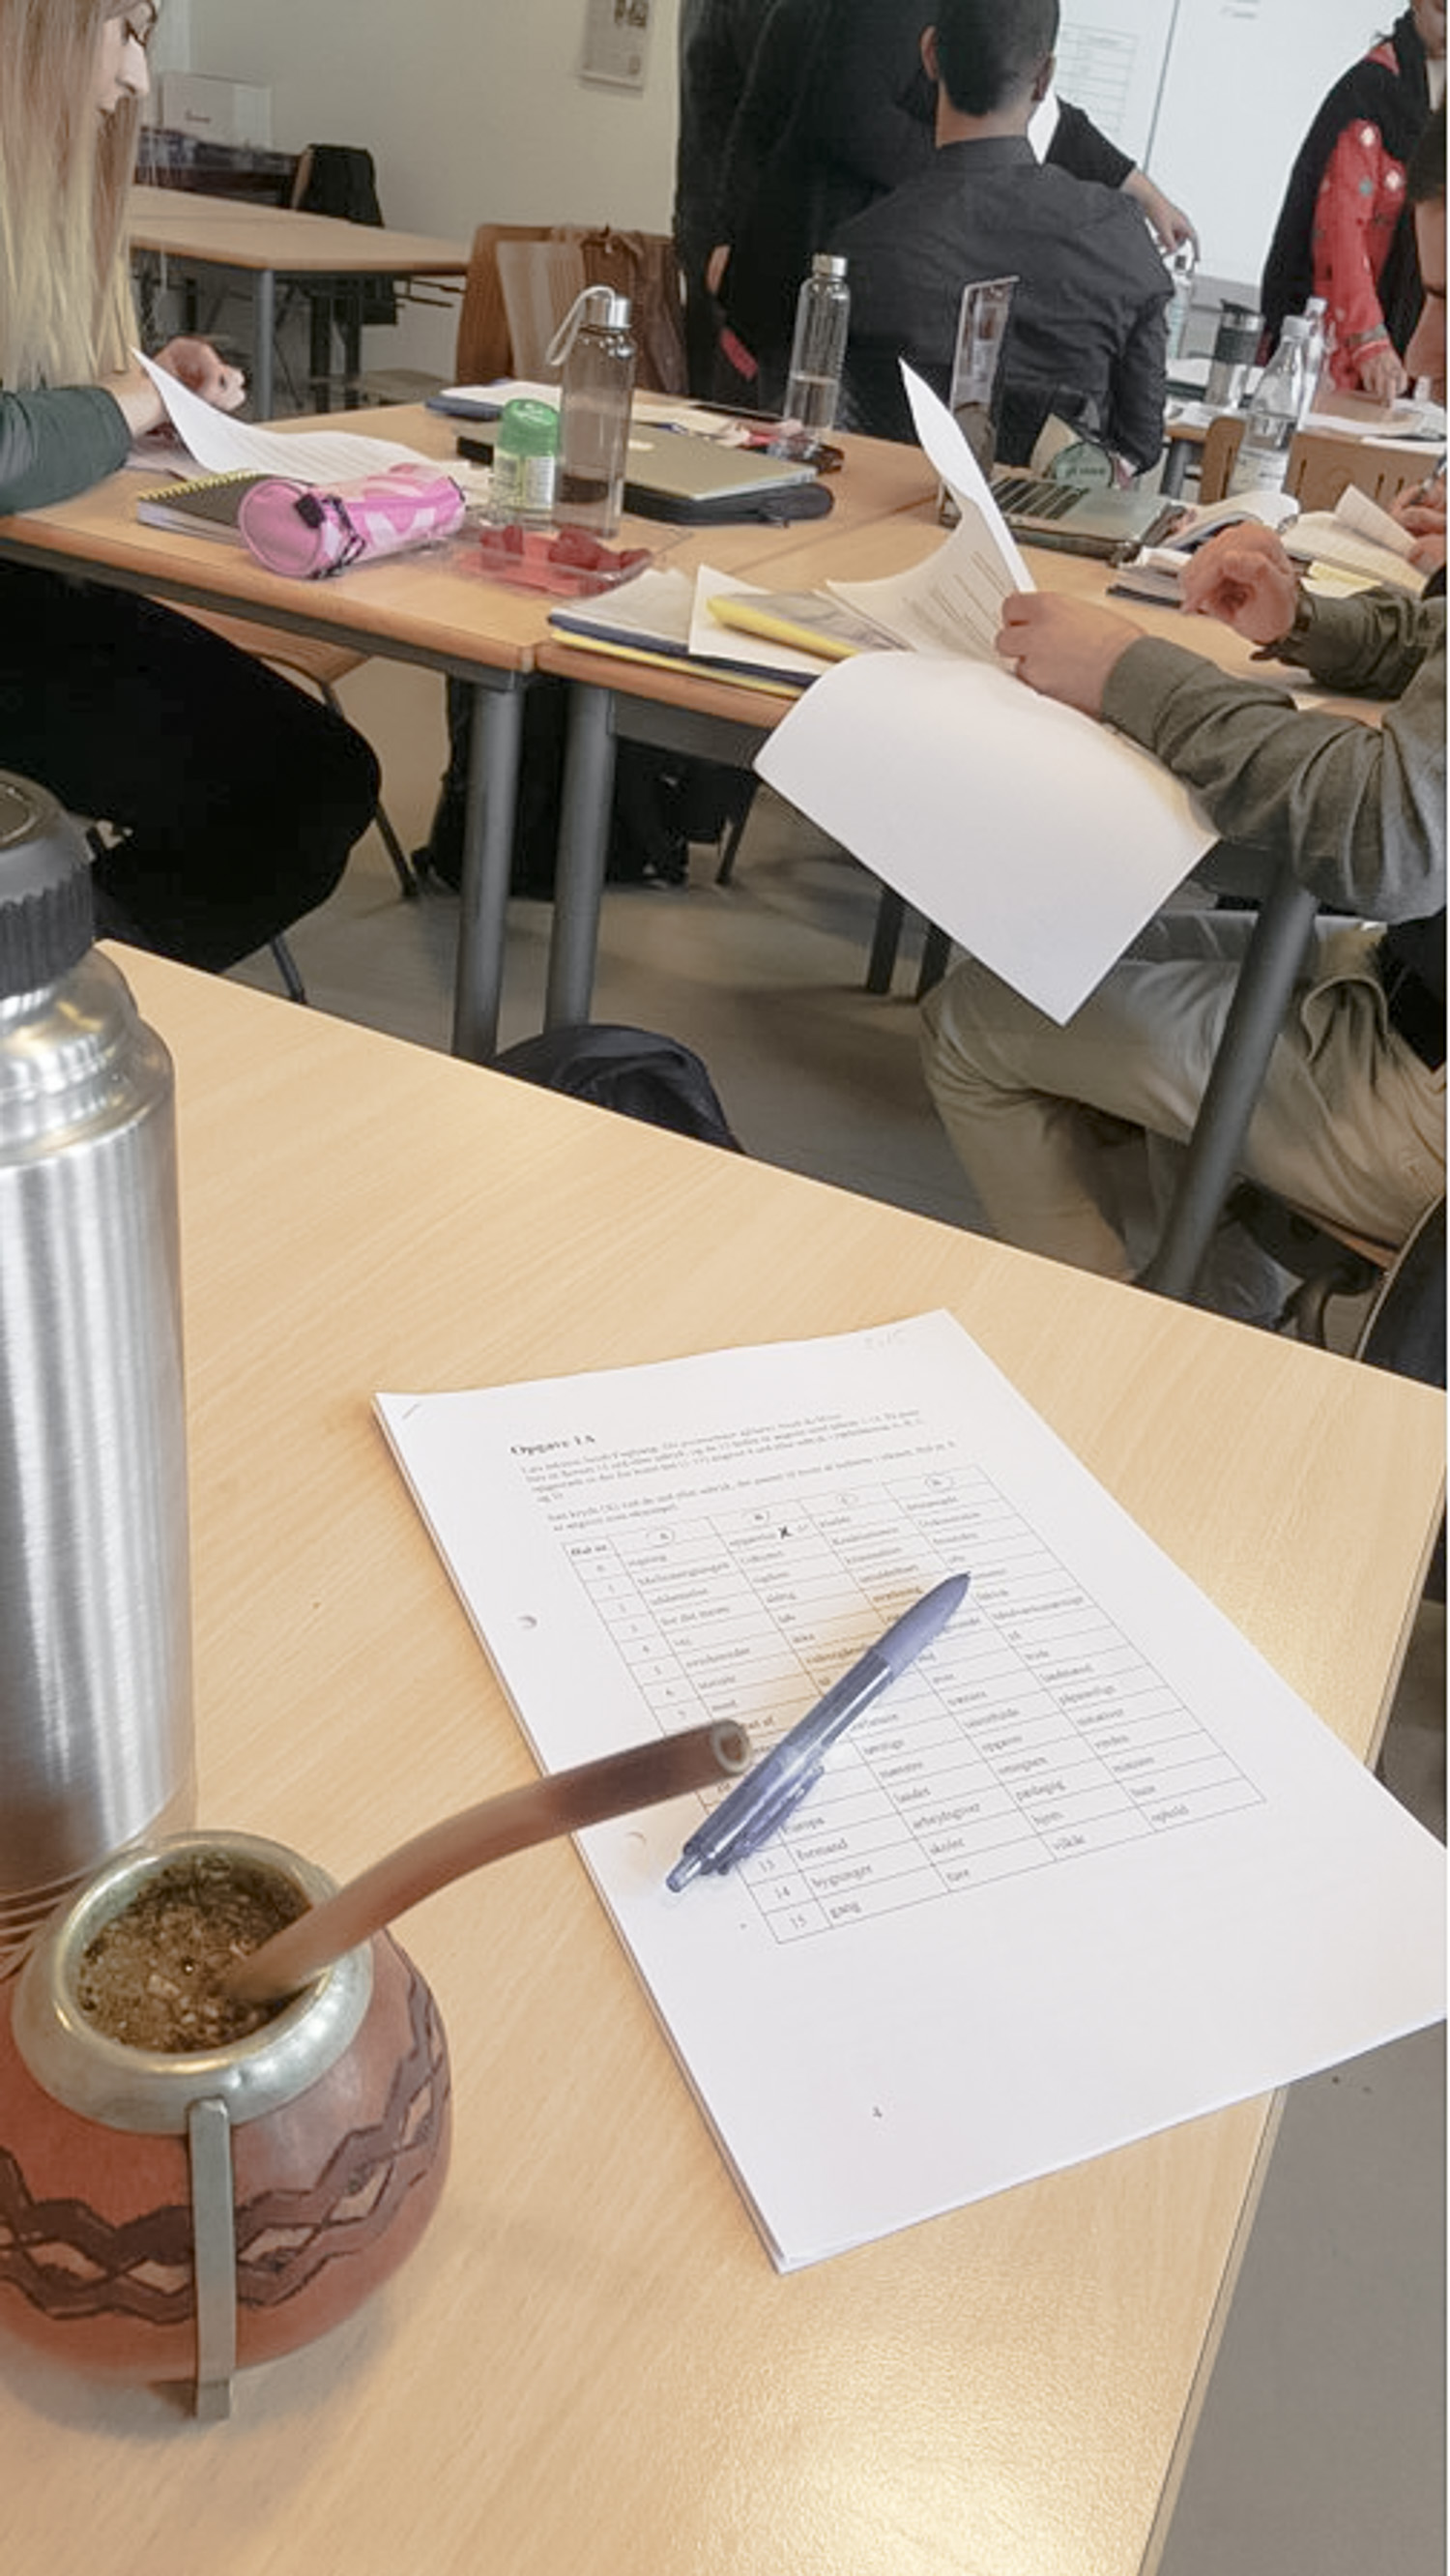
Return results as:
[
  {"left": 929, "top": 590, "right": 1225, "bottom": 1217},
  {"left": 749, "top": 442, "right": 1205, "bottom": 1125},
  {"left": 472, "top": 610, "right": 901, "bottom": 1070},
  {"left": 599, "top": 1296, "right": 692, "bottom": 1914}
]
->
[
  {"left": 496, "top": 397, "right": 560, "bottom": 457},
  {"left": 545, "top": 285, "right": 633, "bottom": 368},
  {"left": 0, "top": 773, "right": 94, "bottom": 999},
  {"left": 811, "top": 253, "right": 848, "bottom": 279}
]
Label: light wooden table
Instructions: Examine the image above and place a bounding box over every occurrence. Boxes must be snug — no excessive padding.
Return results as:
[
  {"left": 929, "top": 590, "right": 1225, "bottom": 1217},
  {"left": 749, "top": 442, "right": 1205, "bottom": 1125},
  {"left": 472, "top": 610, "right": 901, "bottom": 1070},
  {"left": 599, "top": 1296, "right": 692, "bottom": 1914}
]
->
[
  {"left": 535, "top": 499, "right": 1362, "bottom": 1029},
  {"left": 129, "top": 187, "right": 470, "bottom": 419},
  {"left": 0, "top": 951, "right": 1438, "bottom": 2576},
  {"left": 0, "top": 405, "right": 937, "bottom": 1059}
]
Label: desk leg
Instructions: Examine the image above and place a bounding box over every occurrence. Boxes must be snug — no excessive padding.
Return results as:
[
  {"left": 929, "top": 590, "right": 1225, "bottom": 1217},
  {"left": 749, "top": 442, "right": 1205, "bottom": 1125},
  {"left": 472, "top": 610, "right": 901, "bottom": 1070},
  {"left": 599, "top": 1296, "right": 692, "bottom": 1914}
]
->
[
  {"left": 309, "top": 288, "right": 334, "bottom": 412},
  {"left": 1160, "top": 438, "right": 1191, "bottom": 500},
  {"left": 547, "top": 682, "right": 617, "bottom": 1031},
  {"left": 342, "top": 293, "right": 363, "bottom": 407},
  {"left": 450, "top": 680, "right": 524, "bottom": 1063},
  {"left": 1141, "top": 869, "right": 1320, "bottom": 1301},
  {"left": 251, "top": 270, "right": 276, "bottom": 423}
]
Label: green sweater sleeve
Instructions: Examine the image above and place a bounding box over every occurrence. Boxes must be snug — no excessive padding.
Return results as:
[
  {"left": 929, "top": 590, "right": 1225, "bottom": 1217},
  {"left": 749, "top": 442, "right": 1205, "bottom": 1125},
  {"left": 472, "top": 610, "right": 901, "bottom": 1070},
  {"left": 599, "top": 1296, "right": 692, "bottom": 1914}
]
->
[
  {"left": 0, "top": 385, "right": 131, "bottom": 514},
  {"left": 1100, "top": 591, "right": 1445, "bottom": 925}
]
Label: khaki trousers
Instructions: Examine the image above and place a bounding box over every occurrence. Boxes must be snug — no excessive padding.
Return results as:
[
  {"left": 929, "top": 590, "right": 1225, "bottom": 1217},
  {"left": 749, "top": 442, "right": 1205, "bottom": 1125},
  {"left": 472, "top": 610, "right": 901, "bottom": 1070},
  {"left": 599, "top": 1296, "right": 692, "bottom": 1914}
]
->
[{"left": 919, "top": 913, "right": 1446, "bottom": 1285}]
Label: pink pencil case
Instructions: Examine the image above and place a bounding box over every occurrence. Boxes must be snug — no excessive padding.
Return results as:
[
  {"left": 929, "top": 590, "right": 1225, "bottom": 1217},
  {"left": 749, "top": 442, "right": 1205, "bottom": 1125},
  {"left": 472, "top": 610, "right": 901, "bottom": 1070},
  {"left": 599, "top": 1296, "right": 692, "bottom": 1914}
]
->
[{"left": 237, "top": 463, "right": 466, "bottom": 578}]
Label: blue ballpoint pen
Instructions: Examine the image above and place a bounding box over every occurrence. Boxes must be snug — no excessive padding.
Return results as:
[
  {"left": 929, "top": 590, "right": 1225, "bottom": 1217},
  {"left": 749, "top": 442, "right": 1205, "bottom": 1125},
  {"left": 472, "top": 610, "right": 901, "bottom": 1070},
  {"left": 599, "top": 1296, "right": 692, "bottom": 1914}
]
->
[{"left": 665, "top": 1570, "right": 971, "bottom": 1890}]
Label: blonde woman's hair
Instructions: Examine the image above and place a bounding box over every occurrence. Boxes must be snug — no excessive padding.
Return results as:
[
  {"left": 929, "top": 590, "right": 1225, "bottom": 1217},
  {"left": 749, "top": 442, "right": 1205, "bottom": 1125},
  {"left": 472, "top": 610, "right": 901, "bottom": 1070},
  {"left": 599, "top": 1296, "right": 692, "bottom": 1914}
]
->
[{"left": 0, "top": 0, "right": 142, "bottom": 388}]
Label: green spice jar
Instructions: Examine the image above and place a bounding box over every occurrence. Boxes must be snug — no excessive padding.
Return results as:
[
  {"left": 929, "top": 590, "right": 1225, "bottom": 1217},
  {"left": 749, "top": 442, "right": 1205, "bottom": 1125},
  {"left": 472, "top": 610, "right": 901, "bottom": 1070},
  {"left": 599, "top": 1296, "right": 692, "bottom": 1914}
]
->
[{"left": 491, "top": 396, "right": 560, "bottom": 525}]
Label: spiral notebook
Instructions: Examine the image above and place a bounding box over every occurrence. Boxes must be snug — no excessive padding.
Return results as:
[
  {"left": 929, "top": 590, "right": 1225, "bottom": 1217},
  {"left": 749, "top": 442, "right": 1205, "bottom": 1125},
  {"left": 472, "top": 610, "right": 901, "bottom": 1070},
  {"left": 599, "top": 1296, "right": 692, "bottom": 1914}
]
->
[{"left": 134, "top": 469, "right": 269, "bottom": 538}]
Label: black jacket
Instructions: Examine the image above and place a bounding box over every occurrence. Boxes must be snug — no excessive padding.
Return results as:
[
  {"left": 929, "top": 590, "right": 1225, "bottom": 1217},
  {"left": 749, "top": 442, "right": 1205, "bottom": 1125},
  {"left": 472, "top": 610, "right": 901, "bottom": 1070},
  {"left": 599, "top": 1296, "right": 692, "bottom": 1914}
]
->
[
  {"left": 1260, "top": 9, "right": 1432, "bottom": 352},
  {"left": 832, "top": 134, "right": 1169, "bottom": 469}
]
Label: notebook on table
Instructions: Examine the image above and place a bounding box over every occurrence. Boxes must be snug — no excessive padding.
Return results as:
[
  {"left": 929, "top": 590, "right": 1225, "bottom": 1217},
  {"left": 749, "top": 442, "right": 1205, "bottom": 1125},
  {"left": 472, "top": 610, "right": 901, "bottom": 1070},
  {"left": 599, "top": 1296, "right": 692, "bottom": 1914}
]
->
[{"left": 133, "top": 469, "right": 270, "bottom": 539}]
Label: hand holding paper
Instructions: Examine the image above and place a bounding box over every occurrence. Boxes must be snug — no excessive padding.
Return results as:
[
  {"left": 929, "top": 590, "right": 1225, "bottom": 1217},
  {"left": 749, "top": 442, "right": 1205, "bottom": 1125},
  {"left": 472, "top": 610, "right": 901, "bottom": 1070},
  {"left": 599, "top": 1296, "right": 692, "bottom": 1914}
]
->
[
  {"left": 996, "top": 590, "right": 1147, "bottom": 716},
  {"left": 154, "top": 337, "right": 246, "bottom": 413},
  {"left": 754, "top": 361, "right": 1212, "bottom": 1023},
  {"left": 135, "top": 351, "right": 436, "bottom": 485}
]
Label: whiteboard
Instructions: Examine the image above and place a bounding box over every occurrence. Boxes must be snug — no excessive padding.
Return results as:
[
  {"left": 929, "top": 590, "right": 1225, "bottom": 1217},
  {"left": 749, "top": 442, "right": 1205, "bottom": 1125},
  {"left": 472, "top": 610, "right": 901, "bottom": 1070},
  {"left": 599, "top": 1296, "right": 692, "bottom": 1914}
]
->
[
  {"left": 1149, "top": 0, "right": 1408, "bottom": 284},
  {"left": 1058, "top": 0, "right": 1180, "bottom": 165},
  {"left": 1058, "top": 1, "right": 1411, "bottom": 288}
]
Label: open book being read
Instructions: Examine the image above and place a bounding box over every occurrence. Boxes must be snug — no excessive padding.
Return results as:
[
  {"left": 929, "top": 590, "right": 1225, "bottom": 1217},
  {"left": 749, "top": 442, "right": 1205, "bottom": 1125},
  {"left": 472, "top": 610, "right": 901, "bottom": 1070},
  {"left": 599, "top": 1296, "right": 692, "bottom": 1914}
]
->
[{"left": 753, "top": 367, "right": 1214, "bottom": 1025}]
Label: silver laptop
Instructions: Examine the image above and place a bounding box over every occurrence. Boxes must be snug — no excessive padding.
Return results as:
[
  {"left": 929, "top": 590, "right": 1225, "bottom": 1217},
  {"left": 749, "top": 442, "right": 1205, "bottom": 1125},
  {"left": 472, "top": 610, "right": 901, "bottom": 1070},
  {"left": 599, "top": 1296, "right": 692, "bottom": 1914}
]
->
[
  {"left": 988, "top": 465, "right": 1188, "bottom": 560},
  {"left": 621, "top": 429, "right": 818, "bottom": 513},
  {"left": 945, "top": 277, "right": 1184, "bottom": 560}
]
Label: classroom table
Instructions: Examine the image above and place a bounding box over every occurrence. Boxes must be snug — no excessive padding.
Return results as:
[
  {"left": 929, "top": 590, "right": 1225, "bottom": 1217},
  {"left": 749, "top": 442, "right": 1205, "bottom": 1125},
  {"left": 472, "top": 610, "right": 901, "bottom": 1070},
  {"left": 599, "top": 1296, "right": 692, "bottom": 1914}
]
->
[
  {"left": 0, "top": 404, "right": 936, "bottom": 1059},
  {"left": 535, "top": 500, "right": 1366, "bottom": 1030},
  {"left": 0, "top": 948, "right": 1438, "bottom": 2576},
  {"left": 129, "top": 187, "right": 471, "bottom": 420}
]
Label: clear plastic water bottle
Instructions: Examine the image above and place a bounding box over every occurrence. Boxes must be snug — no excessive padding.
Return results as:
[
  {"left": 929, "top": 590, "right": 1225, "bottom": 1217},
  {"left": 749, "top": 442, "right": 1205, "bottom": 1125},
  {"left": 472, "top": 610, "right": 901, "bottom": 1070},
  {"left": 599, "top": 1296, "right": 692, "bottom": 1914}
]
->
[
  {"left": 1299, "top": 298, "right": 1329, "bottom": 421},
  {"left": 0, "top": 775, "right": 193, "bottom": 1975},
  {"left": 783, "top": 253, "right": 851, "bottom": 435},
  {"left": 550, "top": 286, "right": 636, "bottom": 539},
  {"left": 1230, "top": 316, "right": 1312, "bottom": 493},
  {"left": 1163, "top": 241, "right": 1197, "bottom": 365}
]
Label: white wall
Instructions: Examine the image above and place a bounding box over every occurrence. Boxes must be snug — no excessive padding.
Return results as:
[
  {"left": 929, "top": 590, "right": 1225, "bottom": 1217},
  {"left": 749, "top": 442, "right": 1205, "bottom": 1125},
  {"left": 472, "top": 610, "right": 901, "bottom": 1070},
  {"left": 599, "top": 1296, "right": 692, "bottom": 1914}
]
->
[
  {"left": 190, "top": 0, "right": 681, "bottom": 231},
  {"left": 189, "top": 0, "right": 682, "bottom": 372}
]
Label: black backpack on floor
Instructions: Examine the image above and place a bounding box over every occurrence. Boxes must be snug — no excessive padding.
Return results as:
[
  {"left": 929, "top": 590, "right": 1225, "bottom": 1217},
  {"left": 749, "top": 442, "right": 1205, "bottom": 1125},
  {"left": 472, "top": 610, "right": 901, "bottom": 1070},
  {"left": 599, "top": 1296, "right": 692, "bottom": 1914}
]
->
[
  {"left": 417, "top": 677, "right": 750, "bottom": 896},
  {"left": 493, "top": 1023, "right": 743, "bottom": 1151}
]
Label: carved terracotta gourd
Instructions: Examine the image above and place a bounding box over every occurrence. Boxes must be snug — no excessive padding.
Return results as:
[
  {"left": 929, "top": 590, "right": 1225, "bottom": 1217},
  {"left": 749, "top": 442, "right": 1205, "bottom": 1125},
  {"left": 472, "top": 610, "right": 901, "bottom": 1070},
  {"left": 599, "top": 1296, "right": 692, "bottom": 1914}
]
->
[{"left": 0, "top": 1833, "right": 450, "bottom": 2409}]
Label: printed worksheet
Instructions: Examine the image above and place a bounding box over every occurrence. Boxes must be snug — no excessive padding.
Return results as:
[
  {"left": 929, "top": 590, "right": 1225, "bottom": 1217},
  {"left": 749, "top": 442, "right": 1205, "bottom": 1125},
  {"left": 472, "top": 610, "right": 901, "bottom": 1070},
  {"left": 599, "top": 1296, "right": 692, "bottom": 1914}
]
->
[{"left": 377, "top": 1312, "right": 1444, "bottom": 2269}]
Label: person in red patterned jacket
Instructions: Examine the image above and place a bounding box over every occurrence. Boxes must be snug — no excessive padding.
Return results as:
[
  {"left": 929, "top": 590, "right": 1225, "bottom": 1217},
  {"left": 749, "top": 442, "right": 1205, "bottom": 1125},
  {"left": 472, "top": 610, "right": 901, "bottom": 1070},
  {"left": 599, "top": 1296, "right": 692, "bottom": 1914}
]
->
[{"left": 1262, "top": 3, "right": 1445, "bottom": 399}]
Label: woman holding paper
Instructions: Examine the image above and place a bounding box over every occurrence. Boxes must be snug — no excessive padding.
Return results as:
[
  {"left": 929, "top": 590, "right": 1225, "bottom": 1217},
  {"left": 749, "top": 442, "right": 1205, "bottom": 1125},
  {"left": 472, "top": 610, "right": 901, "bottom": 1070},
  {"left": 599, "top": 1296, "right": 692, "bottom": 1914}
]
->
[{"left": 0, "top": 0, "right": 376, "bottom": 969}]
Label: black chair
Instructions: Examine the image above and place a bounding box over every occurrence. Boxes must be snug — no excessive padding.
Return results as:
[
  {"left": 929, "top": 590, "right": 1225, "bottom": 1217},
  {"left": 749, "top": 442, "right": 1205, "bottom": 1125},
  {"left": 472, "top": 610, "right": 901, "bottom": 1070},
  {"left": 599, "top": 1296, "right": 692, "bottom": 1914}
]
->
[{"left": 288, "top": 144, "right": 398, "bottom": 411}]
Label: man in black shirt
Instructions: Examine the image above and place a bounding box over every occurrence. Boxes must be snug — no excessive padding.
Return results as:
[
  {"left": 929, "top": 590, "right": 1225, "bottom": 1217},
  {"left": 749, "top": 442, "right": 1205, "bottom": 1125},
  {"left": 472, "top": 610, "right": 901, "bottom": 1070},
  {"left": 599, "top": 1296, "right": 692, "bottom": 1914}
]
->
[{"left": 831, "top": 0, "right": 1170, "bottom": 465}]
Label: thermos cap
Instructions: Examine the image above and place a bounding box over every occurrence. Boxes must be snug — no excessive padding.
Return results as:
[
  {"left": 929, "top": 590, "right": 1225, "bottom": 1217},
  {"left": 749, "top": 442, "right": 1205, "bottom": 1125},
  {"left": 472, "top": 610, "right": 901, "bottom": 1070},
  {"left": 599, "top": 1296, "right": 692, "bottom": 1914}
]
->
[{"left": 0, "top": 773, "right": 94, "bottom": 998}]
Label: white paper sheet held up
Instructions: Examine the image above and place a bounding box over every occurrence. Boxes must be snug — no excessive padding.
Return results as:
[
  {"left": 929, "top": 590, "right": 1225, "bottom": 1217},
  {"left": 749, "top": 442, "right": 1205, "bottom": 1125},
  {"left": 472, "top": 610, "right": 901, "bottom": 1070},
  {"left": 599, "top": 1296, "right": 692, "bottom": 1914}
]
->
[
  {"left": 376, "top": 1312, "right": 1444, "bottom": 2271},
  {"left": 136, "top": 352, "right": 434, "bottom": 483},
  {"left": 754, "top": 364, "right": 1213, "bottom": 1021},
  {"left": 757, "top": 652, "right": 1211, "bottom": 1021}
]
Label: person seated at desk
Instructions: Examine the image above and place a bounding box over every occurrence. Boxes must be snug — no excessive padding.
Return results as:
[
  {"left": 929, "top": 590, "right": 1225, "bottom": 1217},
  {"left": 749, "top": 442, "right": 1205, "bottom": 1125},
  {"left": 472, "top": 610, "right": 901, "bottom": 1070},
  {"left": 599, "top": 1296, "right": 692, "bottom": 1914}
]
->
[
  {"left": 710, "top": 0, "right": 1194, "bottom": 410},
  {"left": 917, "top": 110, "right": 1445, "bottom": 1325},
  {"left": 0, "top": 0, "right": 377, "bottom": 973},
  {"left": 828, "top": 0, "right": 1170, "bottom": 474}
]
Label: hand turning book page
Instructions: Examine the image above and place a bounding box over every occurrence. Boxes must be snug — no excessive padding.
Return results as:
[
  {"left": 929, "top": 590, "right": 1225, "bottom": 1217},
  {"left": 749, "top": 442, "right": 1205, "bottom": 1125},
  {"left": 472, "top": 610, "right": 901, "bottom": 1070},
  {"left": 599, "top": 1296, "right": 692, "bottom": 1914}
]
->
[{"left": 377, "top": 1311, "right": 1444, "bottom": 2271}]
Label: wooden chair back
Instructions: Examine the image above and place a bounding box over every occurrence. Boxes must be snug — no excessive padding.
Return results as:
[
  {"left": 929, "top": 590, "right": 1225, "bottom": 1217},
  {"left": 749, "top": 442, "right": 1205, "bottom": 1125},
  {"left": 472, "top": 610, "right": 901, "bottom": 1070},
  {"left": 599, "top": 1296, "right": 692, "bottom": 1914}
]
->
[
  {"left": 495, "top": 238, "right": 586, "bottom": 380},
  {"left": 1196, "top": 412, "right": 1244, "bottom": 501},
  {"left": 453, "top": 223, "right": 686, "bottom": 391},
  {"left": 1286, "top": 428, "right": 1431, "bottom": 513},
  {"left": 1195, "top": 413, "right": 1430, "bottom": 512},
  {"left": 454, "top": 225, "right": 556, "bottom": 384}
]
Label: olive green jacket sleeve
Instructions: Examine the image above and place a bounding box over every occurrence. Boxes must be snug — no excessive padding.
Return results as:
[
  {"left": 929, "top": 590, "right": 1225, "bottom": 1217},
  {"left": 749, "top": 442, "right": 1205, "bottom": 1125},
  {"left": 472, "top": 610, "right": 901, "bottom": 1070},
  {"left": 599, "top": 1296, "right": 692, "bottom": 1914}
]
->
[
  {"left": 1100, "top": 588, "right": 1445, "bottom": 926},
  {"left": 0, "top": 386, "right": 131, "bottom": 514}
]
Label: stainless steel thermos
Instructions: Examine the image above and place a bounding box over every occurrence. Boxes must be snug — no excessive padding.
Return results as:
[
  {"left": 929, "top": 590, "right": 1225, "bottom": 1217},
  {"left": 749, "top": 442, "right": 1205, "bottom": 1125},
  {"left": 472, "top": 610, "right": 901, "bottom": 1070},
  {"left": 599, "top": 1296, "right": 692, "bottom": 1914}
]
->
[{"left": 0, "top": 775, "right": 192, "bottom": 1975}]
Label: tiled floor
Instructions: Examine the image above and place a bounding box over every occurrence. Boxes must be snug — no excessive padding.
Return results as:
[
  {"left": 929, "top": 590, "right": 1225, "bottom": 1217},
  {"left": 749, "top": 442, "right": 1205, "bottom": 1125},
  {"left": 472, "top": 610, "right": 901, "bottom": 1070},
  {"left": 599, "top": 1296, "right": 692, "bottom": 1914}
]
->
[{"left": 234, "top": 654, "right": 1445, "bottom": 2576}]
